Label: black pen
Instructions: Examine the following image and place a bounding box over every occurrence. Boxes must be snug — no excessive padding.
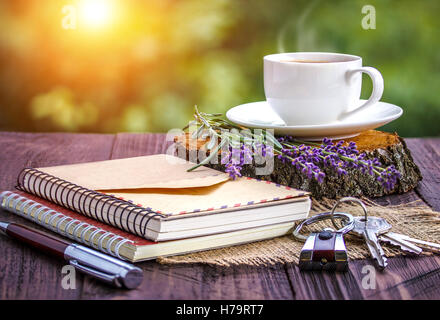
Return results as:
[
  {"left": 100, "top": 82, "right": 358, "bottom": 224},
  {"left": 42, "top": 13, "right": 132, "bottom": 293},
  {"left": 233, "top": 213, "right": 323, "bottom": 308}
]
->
[{"left": 0, "top": 221, "right": 143, "bottom": 289}]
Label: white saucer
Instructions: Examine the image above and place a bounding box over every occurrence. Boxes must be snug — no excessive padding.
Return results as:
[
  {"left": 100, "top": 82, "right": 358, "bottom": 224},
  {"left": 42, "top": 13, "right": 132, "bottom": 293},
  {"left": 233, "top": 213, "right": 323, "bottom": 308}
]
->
[{"left": 226, "top": 100, "right": 403, "bottom": 141}]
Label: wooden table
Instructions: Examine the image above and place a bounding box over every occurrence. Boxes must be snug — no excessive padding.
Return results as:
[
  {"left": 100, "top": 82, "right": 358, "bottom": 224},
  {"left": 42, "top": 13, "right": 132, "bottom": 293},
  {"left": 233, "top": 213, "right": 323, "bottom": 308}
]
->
[{"left": 0, "top": 132, "right": 439, "bottom": 300}]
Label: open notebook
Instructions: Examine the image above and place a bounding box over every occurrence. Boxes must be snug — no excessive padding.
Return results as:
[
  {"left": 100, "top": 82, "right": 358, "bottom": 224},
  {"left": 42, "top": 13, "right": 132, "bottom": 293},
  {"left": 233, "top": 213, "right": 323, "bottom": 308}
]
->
[{"left": 13, "top": 154, "right": 311, "bottom": 241}]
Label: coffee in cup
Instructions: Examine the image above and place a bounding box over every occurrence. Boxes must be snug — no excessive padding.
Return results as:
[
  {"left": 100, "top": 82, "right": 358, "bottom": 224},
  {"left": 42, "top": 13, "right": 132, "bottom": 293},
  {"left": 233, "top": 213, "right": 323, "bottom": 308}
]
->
[{"left": 264, "top": 52, "right": 384, "bottom": 125}]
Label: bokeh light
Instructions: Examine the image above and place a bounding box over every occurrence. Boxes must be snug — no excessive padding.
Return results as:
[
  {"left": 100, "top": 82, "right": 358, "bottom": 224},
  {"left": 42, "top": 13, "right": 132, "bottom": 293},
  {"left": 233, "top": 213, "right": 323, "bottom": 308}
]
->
[{"left": 0, "top": 0, "right": 438, "bottom": 136}]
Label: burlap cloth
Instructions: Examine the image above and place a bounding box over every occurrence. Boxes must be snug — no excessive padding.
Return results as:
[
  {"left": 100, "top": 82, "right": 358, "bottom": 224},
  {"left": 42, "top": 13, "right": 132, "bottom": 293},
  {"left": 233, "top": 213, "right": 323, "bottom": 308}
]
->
[{"left": 157, "top": 198, "right": 440, "bottom": 267}]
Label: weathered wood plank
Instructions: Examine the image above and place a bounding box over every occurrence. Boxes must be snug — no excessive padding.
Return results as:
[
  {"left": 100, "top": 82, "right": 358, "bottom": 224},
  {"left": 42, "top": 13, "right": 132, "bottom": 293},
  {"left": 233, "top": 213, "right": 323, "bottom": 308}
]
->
[
  {"left": 78, "top": 262, "right": 295, "bottom": 300},
  {"left": 405, "top": 138, "right": 440, "bottom": 210},
  {"left": 348, "top": 255, "right": 440, "bottom": 300},
  {"left": 372, "top": 190, "right": 421, "bottom": 206},
  {"left": 110, "top": 132, "right": 173, "bottom": 159},
  {"left": 0, "top": 235, "right": 87, "bottom": 299},
  {"left": 285, "top": 250, "right": 440, "bottom": 300},
  {"left": 285, "top": 262, "right": 365, "bottom": 299},
  {"left": 0, "top": 132, "right": 115, "bottom": 190},
  {"left": 0, "top": 132, "right": 439, "bottom": 300},
  {"left": 0, "top": 132, "right": 115, "bottom": 299}
]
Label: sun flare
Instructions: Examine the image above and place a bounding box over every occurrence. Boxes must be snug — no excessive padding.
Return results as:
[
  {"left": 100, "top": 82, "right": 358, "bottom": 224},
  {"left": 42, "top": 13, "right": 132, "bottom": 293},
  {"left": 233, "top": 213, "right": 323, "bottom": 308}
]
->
[{"left": 79, "top": 0, "right": 113, "bottom": 28}]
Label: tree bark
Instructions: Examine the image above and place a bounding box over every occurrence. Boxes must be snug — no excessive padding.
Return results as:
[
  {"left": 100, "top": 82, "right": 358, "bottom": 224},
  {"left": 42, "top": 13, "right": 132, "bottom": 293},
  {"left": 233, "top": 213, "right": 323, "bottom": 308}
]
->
[{"left": 174, "top": 130, "right": 422, "bottom": 199}]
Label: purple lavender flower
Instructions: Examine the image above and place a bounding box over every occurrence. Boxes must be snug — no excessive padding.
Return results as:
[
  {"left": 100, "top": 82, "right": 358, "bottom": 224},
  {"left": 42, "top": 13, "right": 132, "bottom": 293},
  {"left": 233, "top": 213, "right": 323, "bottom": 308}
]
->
[
  {"left": 225, "top": 162, "right": 242, "bottom": 179},
  {"left": 254, "top": 143, "right": 274, "bottom": 158},
  {"left": 220, "top": 134, "right": 400, "bottom": 189},
  {"left": 186, "top": 110, "right": 400, "bottom": 192},
  {"left": 277, "top": 136, "right": 400, "bottom": 190},
  {"left": 377, "top": 165, "right": 401, "bottom": 190},
  {"left": 222, "top": 144, "right": 253, "bottom": 180}
]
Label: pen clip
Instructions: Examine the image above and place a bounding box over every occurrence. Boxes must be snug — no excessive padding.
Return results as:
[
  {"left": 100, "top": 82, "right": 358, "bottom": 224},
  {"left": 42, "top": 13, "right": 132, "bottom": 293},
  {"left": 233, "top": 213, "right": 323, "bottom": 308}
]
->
[{"left": 69, "top": 260, "right": 122, "bottom": 287}]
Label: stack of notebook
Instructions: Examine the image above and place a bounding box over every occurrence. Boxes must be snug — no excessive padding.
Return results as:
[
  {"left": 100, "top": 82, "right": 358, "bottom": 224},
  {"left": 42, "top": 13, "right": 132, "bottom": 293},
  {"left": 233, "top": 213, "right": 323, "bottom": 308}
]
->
[{"left": 0, "top": 154, "right": 311, "bottom": 262}]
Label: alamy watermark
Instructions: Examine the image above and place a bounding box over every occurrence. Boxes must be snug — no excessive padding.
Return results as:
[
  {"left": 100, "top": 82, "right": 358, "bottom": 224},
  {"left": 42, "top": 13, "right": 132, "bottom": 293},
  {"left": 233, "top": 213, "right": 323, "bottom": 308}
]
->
[
  {"left": 361, "top": 5, "right": 376, "bottom": 30},
  {"left": 62, "top": 5, "right": 77, "bottom": 30},
  {"left": 61, "top": 265, "right": 77, "bottom": 290},
  {"left": 165, "top": 126, "right": 275, "bottom": 177},
  {"left": 361, "top": 264, "right": 376, "bottom": 289}
]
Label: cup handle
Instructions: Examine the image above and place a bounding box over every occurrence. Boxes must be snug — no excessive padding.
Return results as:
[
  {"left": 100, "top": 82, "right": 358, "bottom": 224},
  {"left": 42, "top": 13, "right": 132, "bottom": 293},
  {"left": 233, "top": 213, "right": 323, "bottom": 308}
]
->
[{"left": 338, "top": 66, "right": 384, "bottom": 120}]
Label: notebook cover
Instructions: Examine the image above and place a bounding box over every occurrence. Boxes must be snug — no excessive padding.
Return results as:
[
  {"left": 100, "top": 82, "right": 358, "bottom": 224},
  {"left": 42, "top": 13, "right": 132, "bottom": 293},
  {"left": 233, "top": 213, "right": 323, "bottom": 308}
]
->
[
  {"left": 14, "top": 155, "right": 309, "bottom": 241},
  {"left": 35, "top": 154, "right": 309, "bottom": 216},
  {"left": 0, "top": 190, "right": 151, "bottom": 247},
  {"left": 0, "top": 191, "right": 300, "bottom": 262}
]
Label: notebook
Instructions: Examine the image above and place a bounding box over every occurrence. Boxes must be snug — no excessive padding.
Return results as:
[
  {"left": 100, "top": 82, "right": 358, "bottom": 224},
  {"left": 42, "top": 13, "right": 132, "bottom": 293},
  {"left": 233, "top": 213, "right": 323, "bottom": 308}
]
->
[
  {"left": 0, "top": 190, "right": 297, "bottom": 262},
  {"left": 13, "top": 154, "right": 311, "bottom": 241}
]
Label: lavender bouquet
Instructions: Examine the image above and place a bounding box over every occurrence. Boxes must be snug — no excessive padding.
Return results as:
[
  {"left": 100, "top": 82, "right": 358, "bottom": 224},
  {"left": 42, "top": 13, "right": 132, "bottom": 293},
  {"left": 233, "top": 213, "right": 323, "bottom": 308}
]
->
[{"left": 183, "top": 107, "right": 400, "bottom": 191}]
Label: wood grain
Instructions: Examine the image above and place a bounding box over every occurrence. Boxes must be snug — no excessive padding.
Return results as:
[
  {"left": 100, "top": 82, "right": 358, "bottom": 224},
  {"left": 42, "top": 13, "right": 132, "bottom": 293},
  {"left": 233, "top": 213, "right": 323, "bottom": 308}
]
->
[
  {"left": 174, "top": 130, "right": 423, "bottom": 198},
  {"left": 0, "top": 132, "right": 439, "bottom": 300},
  {"left": 0, "top": 132, "right": 114, "bottom": 299},
  {"left": 406, "top": 138, "right": 440, "bottom": 210}
]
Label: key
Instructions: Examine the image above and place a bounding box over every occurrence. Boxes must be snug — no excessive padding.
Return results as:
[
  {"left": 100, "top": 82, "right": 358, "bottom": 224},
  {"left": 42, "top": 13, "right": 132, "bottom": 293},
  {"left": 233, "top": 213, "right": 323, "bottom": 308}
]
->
[
  {"left": 330, "top": 197, "right": 390, "bottom": 269},
  {"left": 350, "top": 216, "right": 391, "bottom": 269},
  {"left": 380, "top": 232, "right": 440, "bottom": 254},
  {"left": 399, "top": 235, "right": 440, "bottom": 253},
  {"left": 379, "top": 232, "right": 422, "bottom": 255}
]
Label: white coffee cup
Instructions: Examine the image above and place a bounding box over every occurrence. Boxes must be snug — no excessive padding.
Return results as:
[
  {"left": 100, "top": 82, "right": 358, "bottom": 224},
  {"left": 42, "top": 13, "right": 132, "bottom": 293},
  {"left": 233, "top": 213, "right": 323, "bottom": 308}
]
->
[{"left": 264, "top": 52, "right": 384, "bottom": 125}]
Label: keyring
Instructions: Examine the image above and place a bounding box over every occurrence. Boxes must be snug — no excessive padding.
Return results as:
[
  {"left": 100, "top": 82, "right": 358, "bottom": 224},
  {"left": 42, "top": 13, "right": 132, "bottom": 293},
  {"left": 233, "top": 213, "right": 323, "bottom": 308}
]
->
[
  {"left": 293, "top": 211, "right": 354, "bottom": 242},
  {"left": 330, "top": 197, "right": 368, "bottom": 230}
]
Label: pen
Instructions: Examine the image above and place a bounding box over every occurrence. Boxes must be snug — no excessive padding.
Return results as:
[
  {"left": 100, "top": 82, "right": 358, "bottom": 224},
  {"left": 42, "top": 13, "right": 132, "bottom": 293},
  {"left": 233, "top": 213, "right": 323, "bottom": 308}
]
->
[{"left": 0, "top": 221, "right": 143, "bottom": 289}]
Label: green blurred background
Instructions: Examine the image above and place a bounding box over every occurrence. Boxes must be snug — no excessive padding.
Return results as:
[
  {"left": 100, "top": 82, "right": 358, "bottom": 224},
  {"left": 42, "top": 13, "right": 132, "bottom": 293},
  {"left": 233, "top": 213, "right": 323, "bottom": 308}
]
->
[{"left": 0, "top": 0, "right": 438, "bottom": 136}]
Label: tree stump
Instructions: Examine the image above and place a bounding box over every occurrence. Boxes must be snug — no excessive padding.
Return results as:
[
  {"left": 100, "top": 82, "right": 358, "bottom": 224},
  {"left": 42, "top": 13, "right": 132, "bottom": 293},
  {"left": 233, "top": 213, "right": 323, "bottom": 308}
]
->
[{"left": 173, "top": 130, "right": 422, "bottom": 198}]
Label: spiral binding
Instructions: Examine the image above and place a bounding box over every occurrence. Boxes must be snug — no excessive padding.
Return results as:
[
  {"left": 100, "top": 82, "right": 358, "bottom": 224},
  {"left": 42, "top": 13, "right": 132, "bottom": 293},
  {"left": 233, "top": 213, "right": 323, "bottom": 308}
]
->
[
  {"left": 15, "top": 168, "right": 165, "bottom": 238},
  {"left": 0, "top": 191, "right": 134, "bottom": 260}
]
